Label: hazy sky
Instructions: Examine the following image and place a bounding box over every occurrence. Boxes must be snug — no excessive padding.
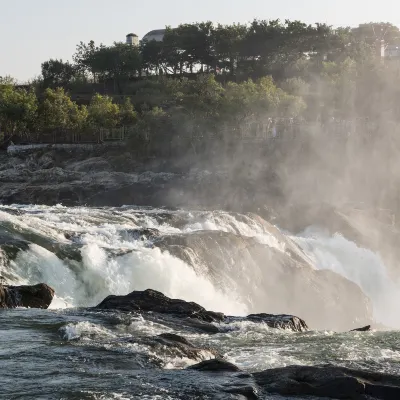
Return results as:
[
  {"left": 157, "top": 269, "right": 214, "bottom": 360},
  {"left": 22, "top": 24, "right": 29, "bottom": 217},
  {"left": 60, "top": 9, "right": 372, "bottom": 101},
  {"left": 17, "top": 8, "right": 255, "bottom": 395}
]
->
[{"left": 1, "top": 0, "right": 399, "bottom": 81}]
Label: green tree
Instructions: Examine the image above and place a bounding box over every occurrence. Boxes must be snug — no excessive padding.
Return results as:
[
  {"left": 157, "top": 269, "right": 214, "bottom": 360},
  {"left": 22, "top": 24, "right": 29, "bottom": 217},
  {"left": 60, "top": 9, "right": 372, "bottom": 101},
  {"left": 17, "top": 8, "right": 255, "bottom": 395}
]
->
[
  {"left": 0, "top": 83, "right": 38, "bottom": 141},
  {"left": 119, "top": 98, "right": 138, "bottom": 126},
  {"left": 88, "top": 94, "right": 120, "bottom": 129},
  {"left": 37, "top": 87, "right": 85, "bottom": 131},
  {"left": 41, "top": 59, "right": 76, "bottom": 87}
]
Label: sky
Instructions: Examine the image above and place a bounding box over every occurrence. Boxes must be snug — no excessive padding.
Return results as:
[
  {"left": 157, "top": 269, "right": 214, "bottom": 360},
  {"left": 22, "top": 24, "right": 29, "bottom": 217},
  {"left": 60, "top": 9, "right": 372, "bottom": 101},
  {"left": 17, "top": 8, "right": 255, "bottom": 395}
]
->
[{"left": 1, "top": 0, "right": 399, "bottom": 81}]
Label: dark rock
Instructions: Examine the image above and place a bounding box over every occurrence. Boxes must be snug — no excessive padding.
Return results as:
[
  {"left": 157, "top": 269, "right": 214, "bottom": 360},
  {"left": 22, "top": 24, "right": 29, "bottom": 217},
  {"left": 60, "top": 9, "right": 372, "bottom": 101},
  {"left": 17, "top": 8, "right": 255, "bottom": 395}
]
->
[
  {"left": 180, "top": 317, "right": 221, "bottom": 334},
  {"left": 350, "top": 325, "right": 371, "bottom": 332},
  {"left": 189, "top": 359, "right": 241, "bottom": 372},
  {"left": 146, "top": 333, "right": 221, "bottom": 362},
  {"left": 223, "top": 384, "right": 259, "bottom": 400},
  {"left": 95, "top": 289, "right": 225, "bottom": 323},
  {"left": 0, "top": 283, "right": 55, "bottom": 309},
  {"left": 120, "top": 228, "right": 160, "bottom": 242},
  {"left": 253, "top": 364, "right": 400, "bottom": 399},
  {"left": 227, "top": 313, "right": 308, "bottom": 333}
]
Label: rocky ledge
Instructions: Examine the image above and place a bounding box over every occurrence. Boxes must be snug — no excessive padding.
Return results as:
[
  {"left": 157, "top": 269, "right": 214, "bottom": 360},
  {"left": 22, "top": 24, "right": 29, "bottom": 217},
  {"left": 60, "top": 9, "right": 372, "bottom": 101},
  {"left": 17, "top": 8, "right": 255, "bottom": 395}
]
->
[
  {"left": 0, "top": 283, "right": 54, "bottom": 309},
  {"left": 186, "top": 361, "right": 400, "bottom": 399},
  {"left": 94, "top": 288, "right": 309, "bottom": 333}
]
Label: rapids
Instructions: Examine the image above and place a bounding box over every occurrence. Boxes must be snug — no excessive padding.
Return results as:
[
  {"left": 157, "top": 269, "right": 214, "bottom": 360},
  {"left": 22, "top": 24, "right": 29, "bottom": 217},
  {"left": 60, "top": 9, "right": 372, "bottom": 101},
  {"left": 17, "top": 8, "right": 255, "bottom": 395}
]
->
[{"left": 1, "top": 204, "right": 400, "bottom": 399}]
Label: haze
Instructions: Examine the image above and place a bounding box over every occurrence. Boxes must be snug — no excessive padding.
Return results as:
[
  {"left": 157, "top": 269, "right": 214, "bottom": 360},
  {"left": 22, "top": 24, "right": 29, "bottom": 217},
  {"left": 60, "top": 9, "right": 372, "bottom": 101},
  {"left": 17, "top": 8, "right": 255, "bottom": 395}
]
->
[{"left": 1, "top": 0, "right": 399, "bottom": 81}]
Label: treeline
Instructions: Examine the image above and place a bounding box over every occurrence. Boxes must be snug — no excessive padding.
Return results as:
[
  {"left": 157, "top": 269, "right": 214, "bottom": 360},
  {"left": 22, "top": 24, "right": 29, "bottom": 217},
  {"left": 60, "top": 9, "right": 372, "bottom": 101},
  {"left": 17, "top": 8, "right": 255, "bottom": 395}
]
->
[{"left": 1, "top": 20, "right": 400, "bottom": 151}]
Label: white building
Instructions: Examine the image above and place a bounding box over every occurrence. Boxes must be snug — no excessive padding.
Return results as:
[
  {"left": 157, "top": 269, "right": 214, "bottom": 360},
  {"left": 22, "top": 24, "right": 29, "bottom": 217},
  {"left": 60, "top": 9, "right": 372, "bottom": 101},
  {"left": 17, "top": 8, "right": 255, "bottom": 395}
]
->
[
  {"left": 142, "top": 29, "right": 166, "bottom": 42},
  {"left": 126, "top": 33, "right": 139, "bottom": 46}
]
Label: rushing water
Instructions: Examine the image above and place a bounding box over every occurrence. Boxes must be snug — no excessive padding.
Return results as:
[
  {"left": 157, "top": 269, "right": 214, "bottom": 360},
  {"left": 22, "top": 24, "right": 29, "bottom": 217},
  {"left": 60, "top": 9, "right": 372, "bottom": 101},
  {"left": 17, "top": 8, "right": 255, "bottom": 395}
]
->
[{"left": 1, "top": 205, "right": 400, "bottom": 399}]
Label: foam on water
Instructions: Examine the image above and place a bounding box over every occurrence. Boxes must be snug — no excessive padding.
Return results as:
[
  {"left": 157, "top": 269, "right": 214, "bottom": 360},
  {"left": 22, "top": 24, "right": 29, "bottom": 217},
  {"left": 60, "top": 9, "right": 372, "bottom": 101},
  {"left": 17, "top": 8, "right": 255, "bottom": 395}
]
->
[
  {"left": 293, "top": 228, "right": 400, "bottom": 327},
  {"left": 3, "top": 204, "right": 399, "bottom": 327}
]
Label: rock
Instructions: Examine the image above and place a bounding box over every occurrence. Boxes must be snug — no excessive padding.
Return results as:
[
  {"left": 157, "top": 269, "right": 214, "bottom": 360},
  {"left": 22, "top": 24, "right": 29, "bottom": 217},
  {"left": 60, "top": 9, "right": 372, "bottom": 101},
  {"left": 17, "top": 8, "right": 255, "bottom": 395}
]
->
[
  {"left": 188, "top": 359, "right": 241, "bottom": 372},
  {"left": 350, "top": 325, "right": 371, "bottom": 332},
  {"left": 120, "top": 228, "right": 160, "bottom": 242},
  {"left": 0, "top": 283, "right": 55, "bottom": 309},
  {"left": 227, "top": 313, "right": 308, "bottom": 333},
  {"left": 94, "top": 289, "right": 225, "bottom": 323},
  {"left": 253, "top": 364, "right": 400, "bottom": 399},
  {"left": 146, "top": 333, "right": 221, "bottom": 362}
]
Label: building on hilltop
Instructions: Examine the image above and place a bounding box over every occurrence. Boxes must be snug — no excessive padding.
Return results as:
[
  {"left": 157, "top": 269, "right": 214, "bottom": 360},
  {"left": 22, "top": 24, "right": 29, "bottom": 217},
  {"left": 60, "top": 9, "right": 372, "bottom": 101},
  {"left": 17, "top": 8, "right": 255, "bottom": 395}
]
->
[
  {"left": 142, "top": 29, "right": 166, "bottom": 42},
  {"left": 126, "top": 33, "right": 139, "bottom": 46}
]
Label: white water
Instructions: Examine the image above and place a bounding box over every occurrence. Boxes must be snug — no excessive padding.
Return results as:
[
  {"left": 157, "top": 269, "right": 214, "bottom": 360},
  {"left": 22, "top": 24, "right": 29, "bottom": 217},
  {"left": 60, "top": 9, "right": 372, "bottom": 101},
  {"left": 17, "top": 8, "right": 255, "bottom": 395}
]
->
[
  {"left": 293, "top": 228, "right": 400, "bottom": 327},
  {"left": 2, "top": 205, "right": 400, "bottom": 328}
]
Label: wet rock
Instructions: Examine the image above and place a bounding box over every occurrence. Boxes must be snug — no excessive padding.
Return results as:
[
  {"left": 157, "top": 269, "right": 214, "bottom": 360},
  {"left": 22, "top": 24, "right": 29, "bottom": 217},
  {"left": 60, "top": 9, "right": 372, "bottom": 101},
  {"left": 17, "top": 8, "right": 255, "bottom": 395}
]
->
[
  {"left": 350, "top": 325, "right": 371, "bottom": 332},
  {"left": 0, "top": 283, "right": 55, "bottom": 309},
  {"left": 223, "top": 384, "right": 259, "bottom": 400},
  {"left": 120, "top": 228, "right": 160, "bottom": 242},
  {"left": 95, "top": 289, "right": 225, "bottom": 323},
  {"left": 188, "top": 359, "right": 241, "bottom": 372},
  {"left": 227, "top": 313, "right": 308, "bottom": 333},
  {"left": 145, "top": 333, "right": 221, "bottom": 362},
  {"left": 253, "top": 364, "right": 400, "bottom": 399}
]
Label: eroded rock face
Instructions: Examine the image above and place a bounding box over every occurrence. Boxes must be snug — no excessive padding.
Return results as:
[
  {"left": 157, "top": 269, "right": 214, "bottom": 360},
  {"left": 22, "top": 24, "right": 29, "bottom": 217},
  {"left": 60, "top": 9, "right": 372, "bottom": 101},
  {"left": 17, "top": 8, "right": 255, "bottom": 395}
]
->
[
  {"left": 0, "top": 283, "right": 54, "bottom": 309},
  {"left": 253, "top": 365, "right": 400, "bottom": 399}
]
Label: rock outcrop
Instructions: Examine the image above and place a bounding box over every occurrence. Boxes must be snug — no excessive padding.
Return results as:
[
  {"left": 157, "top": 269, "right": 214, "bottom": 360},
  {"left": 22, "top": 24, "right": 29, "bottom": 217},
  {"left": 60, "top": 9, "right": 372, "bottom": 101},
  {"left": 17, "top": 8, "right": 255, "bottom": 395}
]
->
[
  {"left": 95, "top": 289, "right": 224, "bottom": 323},
  {"left": 95, "top": 289, "right": 309, "bottom": 333},
  {"left": 350, "top": 325, "right": 371, "bottom": 332},
  {"left": 0, "top": 283, "right": 54, "bottom": 309},
  {"left": 253, "top": 364, "right": 400, "bottom": 399}
]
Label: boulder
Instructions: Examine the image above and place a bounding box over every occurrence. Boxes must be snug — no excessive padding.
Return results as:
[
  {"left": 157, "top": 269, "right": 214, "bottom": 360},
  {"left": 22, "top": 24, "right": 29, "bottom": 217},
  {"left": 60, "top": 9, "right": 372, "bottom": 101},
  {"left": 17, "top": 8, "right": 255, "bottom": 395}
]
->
[
  {"left": 0, "top": 283, "right": 54, "bottom": 309},
  {"left": 95, "top": 289, "right": 225, "bottom": 323},
  {"left": 253, "top": 364, "right": 400, "bottom": 399},
  {"left": 188, "top": 359, "right": 242, "bottom": 372},
  {"left": 144, "top": 333, "right": 221, "bottom": 362}
]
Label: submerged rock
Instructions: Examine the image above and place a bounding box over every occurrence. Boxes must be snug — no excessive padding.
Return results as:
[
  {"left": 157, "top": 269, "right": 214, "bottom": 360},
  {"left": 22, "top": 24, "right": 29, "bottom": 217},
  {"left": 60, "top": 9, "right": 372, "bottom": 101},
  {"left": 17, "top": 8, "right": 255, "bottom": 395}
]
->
[
  {"left": 0, "top": 283, "right": 54, "bottom": 309},
  {"left": 95, "top": 289, "right": 225, "bottom": 323},
  {"left": 189, "top": 358, "right": 242, "bottom": 372},
  {"left": 227, "top": 313, "right": 308, "bottom": 333},
  {"left": 144, "top": 333, "right": 221, "bottom": 363},
  {"left": 253, "top": 364, "right": 400, "bottom": 399}
]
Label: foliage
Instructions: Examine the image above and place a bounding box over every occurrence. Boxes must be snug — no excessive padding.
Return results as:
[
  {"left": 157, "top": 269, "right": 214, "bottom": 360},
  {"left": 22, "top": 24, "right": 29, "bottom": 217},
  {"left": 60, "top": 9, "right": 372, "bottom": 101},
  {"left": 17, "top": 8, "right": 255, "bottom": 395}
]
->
[
  {"left": 41, "top": 59, "right": 77, "bottom": 87},
  {"left": 37, "top": 88, "right": 86, "bottom": 131},
  {"left": 3, "top": 18, "right": 400, "bottom": 153},
  {"left": 0, "top": 83, "right": 38, "bottom": 137},
  {"left": 87, "top": 94, "right": 120, "bottom": 129}
]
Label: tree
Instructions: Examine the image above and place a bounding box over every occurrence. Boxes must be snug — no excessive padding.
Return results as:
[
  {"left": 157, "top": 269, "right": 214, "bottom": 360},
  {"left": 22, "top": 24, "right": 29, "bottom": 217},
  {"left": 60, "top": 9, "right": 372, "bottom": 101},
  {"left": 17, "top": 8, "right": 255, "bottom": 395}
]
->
[
  {"left": 0, "top": 83, "right": 38, "bottom": 141},
  {"left": 88, "top": 94, "right": 120, "bottom": 129},
  {"left": 37, "top": 87, "right": 85, "bottom": 132},
  {"left": 41, "top": 59, "right": 76, "bottom": 87},
  {"left": 119, "top": 98, "right": 138, "bottom": 126}
]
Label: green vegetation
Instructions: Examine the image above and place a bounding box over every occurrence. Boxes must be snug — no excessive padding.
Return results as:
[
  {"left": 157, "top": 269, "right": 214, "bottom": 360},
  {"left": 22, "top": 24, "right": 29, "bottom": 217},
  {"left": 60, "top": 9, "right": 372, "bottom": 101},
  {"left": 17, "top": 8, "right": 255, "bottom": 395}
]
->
[{"left": 1, "top": 20, "right": 400, "bottom": 152}]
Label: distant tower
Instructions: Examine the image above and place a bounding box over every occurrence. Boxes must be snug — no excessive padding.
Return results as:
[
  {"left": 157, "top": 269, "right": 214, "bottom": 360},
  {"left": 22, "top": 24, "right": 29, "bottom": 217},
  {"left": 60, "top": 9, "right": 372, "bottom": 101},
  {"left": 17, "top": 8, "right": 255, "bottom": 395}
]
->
[{"left": 126, "top": 33, "right": 139, "bottom": 46}]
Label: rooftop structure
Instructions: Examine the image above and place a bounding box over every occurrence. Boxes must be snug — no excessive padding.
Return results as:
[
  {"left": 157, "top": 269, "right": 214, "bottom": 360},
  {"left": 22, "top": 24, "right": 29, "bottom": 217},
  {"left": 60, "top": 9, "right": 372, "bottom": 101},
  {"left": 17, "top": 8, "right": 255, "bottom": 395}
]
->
[
  {"left": 126, "top": 33, "right": 139, "bottom": 46},
  {"left": 142, "top": 29, "right": 166, "bottom": 42}
]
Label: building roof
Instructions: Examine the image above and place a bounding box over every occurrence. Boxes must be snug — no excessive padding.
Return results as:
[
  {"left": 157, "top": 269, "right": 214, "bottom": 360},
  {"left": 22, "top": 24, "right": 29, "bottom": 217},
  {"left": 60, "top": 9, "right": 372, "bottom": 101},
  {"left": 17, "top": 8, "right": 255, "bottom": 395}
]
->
[
  {"left": 126, "top": 33, "right": 138, "bottom": 37},
  {"left": 143, "top": 29, "right": 166, "bottom": 37}
]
